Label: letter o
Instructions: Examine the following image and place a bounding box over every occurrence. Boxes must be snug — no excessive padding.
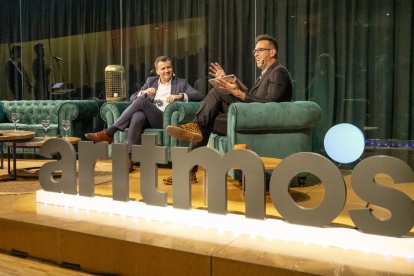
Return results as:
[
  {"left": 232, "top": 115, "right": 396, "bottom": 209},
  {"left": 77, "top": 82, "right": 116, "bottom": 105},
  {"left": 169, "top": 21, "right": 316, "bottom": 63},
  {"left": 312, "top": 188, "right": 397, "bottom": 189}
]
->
[{"left": 270, "top": 152, "right": 346, "bottom": 227}]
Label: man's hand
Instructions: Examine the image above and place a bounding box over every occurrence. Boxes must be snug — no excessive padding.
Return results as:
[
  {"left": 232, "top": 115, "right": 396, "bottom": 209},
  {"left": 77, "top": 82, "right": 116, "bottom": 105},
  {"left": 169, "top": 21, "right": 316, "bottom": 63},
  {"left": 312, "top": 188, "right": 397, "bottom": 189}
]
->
[
  {"left": 142, "top": 87, "right": 156, "bottom": 96},
  {"left": 166, "top": 94, "right": 182, "bottom": 103},
  {"left": 215, "top": 79, "right": 246, "bottom": 101},
  {"left": 209, "top": 62, "right": 226, "bottom": 78}
]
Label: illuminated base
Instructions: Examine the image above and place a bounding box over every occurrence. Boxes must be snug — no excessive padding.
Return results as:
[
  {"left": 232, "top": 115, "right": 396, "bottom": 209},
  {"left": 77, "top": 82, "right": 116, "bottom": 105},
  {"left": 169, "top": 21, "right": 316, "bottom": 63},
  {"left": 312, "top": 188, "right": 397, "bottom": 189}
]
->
[{"left": 36, "top": 190, "right": 414, "bottom": 259}]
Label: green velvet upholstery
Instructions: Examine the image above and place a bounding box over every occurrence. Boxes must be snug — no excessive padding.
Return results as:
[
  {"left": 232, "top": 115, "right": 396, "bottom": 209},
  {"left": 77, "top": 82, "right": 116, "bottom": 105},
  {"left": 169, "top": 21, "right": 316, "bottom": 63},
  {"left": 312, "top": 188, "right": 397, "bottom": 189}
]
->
[
  {"left": 100, "top": 101, "right": 202, "bottom": 159},
  {"left": 58, "top": 100, "right": 100, "bottom": 139},
  {"left": 209, "top": 101, "right": 322, "bottom": 179},
  {"left": 0, "top": 100, "right": 100, "bottom": 152}
]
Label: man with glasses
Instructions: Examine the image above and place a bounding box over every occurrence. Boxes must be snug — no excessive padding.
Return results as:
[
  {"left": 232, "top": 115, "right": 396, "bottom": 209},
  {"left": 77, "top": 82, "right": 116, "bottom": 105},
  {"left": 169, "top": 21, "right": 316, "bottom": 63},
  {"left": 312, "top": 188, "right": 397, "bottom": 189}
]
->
[{"left": 164, "top": 34, "right": 292, "bottom": 184}]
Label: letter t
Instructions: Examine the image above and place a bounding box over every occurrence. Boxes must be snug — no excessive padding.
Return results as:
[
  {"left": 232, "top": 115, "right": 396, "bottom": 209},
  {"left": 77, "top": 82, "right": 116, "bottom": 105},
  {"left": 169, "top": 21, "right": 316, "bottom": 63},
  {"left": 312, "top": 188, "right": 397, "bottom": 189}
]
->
[{"left": 131, "top": 134, "right": 168, "bottom": 207}]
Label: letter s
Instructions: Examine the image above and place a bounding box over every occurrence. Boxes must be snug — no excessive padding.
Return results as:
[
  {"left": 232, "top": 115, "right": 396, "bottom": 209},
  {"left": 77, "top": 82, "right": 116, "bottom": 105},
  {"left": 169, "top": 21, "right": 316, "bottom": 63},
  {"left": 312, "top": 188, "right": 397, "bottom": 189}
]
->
[{"left": 350, "top": 156, "right": 414, "bottom": 237}]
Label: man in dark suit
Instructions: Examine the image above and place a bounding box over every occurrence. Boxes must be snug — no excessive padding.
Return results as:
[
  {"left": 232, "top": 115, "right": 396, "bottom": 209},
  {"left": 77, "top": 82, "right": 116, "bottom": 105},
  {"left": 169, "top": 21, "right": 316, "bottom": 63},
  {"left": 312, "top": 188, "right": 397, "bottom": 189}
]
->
[
  {"left": 85, "top": 56, "right": 202, "bottom": 172},
  {"left": 165, "top": 34, "right": 292, "bottom": 182}
]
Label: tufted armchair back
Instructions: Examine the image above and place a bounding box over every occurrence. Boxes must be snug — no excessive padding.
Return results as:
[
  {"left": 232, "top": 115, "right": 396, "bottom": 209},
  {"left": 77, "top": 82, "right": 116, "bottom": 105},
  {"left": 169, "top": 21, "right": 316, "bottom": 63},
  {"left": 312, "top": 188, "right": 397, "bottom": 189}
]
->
[{"left": 0, "top": 101, "right": 66, "bottom": 124}]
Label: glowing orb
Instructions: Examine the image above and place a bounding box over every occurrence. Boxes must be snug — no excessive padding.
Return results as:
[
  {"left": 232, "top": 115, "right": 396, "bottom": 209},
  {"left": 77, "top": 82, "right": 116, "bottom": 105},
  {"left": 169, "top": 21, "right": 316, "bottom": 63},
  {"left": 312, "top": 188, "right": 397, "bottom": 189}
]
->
[{"left": 324, "top": 123, "right": 365, "bottom": 163}]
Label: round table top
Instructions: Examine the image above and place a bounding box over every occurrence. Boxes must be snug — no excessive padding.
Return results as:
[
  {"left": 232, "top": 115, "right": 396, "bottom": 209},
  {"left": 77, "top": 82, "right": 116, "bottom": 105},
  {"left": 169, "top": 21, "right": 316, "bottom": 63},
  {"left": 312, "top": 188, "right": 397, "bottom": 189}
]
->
[
  {"left": 6, "top": 137, "right": 81, "bottom": 148},
  {"left": 0, "top": 130, "right": 36, "bottom": 142}
]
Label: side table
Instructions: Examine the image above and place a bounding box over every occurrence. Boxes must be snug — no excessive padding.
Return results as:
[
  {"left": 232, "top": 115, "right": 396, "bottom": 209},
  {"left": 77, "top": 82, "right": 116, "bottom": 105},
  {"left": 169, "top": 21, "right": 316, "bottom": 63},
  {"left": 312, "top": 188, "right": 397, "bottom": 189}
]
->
[
  {"left": 0, "top": 130, "right": 36, "bottom": 181},
  {"left": 5, "top": 137, "right": 81, "bottom": 178}
]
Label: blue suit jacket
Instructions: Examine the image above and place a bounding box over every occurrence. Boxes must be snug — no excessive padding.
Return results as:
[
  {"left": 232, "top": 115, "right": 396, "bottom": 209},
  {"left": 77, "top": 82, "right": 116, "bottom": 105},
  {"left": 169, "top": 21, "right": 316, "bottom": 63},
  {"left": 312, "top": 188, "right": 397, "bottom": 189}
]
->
[{"left": 130, "top": 76, "right": 202, "bottom": 103}]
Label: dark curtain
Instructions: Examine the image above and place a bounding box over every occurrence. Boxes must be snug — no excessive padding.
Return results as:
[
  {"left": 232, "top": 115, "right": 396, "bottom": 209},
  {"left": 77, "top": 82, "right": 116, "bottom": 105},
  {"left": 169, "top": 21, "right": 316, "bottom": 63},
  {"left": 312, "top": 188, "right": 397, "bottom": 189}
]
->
[
  {"left": 0, "top": 1, "right": 22, "bottom": 100},
  {"left": 258, "top": 0, "right": 414, "bottom": 155},
  {"left": 208, "top": 0, "right": 256, "bottom": 90},
  {"left": 123, "top": 0, "right": 208, "bottom": 98},
  {"left": 0, "top": 0, "right": 121, "bottom": 101}
]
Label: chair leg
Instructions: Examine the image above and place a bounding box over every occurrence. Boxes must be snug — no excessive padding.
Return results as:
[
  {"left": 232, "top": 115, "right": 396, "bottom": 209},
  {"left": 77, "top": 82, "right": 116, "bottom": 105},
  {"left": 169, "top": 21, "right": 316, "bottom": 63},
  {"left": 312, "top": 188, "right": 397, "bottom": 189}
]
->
[{"left": 297, "top": 176, "right": 307, "bottom": 187}]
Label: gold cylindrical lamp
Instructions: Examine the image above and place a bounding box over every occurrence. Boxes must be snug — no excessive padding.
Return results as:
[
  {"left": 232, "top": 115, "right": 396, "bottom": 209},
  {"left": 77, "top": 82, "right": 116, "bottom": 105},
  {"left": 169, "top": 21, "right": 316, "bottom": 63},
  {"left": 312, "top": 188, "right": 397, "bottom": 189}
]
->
[{"left": 105, "top": 65, "right": 126, "bottom": 102}]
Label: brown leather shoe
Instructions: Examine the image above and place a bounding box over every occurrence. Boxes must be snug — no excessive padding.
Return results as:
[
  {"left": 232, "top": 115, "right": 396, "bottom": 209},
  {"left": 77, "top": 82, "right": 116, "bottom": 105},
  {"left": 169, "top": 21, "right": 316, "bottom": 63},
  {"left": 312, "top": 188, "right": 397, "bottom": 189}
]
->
[
  {"left": 129, "top": 159, "right": 134, "bottom": 173},
  {"left": 85, "top": 130, "right": 113, "bottom": 144},
  {"left": 166, "top": 123, "right": 202, "bottom": 142}
]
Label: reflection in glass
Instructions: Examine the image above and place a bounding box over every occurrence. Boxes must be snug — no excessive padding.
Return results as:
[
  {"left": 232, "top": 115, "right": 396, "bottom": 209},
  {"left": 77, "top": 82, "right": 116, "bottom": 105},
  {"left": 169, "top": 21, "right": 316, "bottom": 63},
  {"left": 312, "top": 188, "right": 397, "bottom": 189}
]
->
[
  {"left": 5, "top": 46, "right": 32, "bottom": 100},
  {"left": 33, "top": 43, "right": 52, "bottom": 100}
]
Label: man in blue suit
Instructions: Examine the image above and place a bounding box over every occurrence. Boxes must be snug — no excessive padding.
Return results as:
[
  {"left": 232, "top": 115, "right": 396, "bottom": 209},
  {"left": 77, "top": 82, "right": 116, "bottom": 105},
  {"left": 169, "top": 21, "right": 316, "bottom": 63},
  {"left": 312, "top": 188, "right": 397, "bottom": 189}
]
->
[{"left": 85, "top": 56, "right": 202, "bottom": 172}]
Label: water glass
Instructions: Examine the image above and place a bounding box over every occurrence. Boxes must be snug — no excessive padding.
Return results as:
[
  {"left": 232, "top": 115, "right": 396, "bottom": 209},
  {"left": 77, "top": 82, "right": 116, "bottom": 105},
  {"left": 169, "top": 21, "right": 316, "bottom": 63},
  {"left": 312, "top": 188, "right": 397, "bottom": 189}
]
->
[
  {"left": 62, "top": 120, "right": 70, "bottom": 139},
  {"left": 11, "top": 113, "right": 19, "bottom": 131},
  {"left": 42, "top": 120, "right": 50, "bottom": 138}
]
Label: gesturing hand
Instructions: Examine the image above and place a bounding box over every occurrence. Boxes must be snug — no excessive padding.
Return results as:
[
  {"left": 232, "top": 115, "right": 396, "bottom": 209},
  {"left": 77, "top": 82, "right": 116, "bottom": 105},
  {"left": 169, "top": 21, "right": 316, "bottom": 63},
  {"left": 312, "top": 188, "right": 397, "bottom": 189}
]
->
[
  {"left": 209, "top": 62, "right": 226, "bottom": 78},
  {"left": 143, "top": 88, "right": 156, "bottom": 95},
  {"left": 215, "top": 78, "right": 246, "bottom": 101}
]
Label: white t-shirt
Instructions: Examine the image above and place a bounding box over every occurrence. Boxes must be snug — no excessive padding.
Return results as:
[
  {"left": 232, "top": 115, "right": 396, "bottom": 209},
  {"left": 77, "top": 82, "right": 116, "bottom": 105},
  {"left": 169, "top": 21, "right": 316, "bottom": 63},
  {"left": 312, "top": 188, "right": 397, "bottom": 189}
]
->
[
  {"left": 153, "top": 79, "right": 172, "bottom": 112},
  {"left": 137, "top": 78, "right": 189, "bottom": 112}
]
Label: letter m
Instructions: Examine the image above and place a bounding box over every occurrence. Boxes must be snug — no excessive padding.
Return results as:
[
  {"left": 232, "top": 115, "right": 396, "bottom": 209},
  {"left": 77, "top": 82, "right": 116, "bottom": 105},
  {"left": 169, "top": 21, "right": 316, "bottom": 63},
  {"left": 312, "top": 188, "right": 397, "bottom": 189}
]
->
[{"left": 172, "top": 147, "right": 266, "bottom": 220}]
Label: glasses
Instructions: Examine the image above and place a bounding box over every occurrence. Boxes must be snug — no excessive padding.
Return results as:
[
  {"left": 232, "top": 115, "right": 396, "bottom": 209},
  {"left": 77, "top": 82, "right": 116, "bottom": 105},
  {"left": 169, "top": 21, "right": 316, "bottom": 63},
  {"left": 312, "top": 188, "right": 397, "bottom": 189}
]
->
[
  {"left": 42, "top": 120, "right": 50, "bottom": 138},
  {"left": 252, "top": 48, "right": 273, "bottom": 55},
  {"left": 11, "top": 113, "right": 19, "bottom": 131},
  {"left": 62, "top": 120, "right": 70, "bottom": 139}
]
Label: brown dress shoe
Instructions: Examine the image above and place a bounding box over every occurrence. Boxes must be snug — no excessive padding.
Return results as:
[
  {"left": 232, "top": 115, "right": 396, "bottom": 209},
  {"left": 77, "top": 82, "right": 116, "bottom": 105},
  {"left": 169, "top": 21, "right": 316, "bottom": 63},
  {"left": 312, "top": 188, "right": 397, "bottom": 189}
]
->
[
  {"left": 166, "top": 123, "right": 202, "bottom": 142},
  {"left": 85, "top": 130, "right": 113, "bottom": 144},
  {"left": 129, "top": 159, "right": 134, "bottom": 173}
]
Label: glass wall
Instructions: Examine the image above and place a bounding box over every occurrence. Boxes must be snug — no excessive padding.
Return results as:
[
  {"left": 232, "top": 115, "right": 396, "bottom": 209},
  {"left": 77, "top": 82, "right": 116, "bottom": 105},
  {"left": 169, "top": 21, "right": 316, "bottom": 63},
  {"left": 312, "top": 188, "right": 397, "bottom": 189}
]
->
[{"left": 0, "top": 0, "right": 413, "bottom": 169}]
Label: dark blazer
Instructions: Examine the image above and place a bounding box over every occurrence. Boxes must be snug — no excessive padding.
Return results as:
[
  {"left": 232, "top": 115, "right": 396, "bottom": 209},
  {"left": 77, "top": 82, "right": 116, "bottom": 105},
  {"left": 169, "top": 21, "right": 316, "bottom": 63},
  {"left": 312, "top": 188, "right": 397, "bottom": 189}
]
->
[
  {"left": 130, "top": 76, "right": 202, "bottom": 103},
  {"left": 244, "top": 61, "right": 292, "bottom": 103}
]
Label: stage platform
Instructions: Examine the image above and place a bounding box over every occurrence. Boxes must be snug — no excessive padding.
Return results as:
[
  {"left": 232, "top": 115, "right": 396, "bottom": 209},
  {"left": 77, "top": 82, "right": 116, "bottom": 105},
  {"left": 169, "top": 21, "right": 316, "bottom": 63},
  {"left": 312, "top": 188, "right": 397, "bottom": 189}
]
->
[{"left": 0, "top": 160, "right": 413, "bottom": 275}]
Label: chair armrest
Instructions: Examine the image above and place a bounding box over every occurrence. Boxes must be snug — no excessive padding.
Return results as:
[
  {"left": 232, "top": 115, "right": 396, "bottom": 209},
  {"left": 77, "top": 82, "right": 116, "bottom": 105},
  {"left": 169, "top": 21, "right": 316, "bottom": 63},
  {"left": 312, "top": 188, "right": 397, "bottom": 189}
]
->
[
  {"left": 228, "top": 101, "right": 321, "bottom": 132},
  {"left": 58, "top": 100, "right": 100, "bottom": 138},
  {"left": 100, "top": 101, "right": 131, "bottom": 126},
  {"left": 226, "top": 101, "right": 322, "bottom": 153},
  {"left": 163, "top": 101, "right": 202, "bottom": 128}
]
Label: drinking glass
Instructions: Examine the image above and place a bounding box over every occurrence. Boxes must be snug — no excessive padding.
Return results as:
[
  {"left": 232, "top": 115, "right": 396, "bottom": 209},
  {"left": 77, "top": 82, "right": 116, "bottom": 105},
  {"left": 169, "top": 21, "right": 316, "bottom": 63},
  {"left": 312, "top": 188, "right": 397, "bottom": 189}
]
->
[
  {"left": 62, "top": 120, "right": 70, "bottom": 139},
  {"left": 11, "top": 113, "right": 19, "bottom": 131},
  {"left": 42, "top": 120, "right": 50, "bottom": 138}
]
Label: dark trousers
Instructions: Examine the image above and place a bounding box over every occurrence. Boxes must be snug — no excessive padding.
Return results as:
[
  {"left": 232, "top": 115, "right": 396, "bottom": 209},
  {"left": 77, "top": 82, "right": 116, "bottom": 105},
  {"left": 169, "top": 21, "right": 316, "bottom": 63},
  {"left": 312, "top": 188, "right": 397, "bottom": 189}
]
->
[
  {"left": 113, "top": 97, "right": 163, "bottom": 152},
  {"left": 190, "top": 88, "right": 241, "bottom": 172}
]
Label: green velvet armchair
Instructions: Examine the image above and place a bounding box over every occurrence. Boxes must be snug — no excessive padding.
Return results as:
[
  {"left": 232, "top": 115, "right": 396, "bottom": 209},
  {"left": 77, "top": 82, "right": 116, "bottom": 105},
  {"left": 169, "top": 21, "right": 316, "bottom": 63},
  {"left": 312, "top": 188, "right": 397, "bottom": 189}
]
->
[
  {"left": 100, "top": 101, "right": 202, "bottom": 159},
  {"left": 209, "top": 101, "right": 322, "bottom": 158}
]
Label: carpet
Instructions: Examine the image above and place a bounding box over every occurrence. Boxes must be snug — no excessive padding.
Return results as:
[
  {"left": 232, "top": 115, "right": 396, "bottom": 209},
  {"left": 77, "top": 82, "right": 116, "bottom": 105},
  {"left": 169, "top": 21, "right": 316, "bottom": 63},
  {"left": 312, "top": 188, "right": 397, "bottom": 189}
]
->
[{"left": 0, "top": 160, "right": 113, "bottom": 195}]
